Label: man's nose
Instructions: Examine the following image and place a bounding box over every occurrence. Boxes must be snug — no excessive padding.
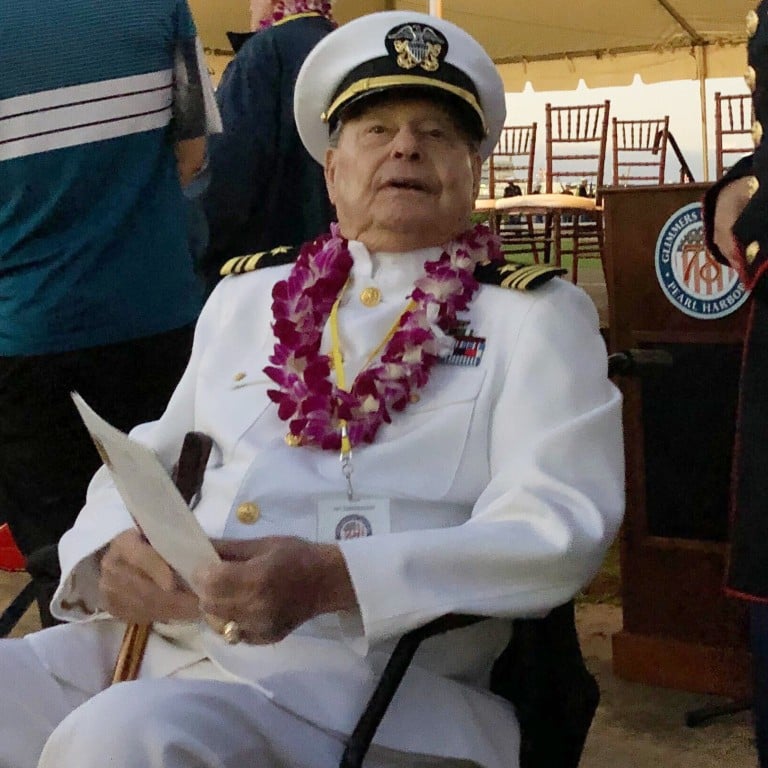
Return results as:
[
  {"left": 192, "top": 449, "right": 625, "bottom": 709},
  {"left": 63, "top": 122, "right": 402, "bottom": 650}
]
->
[{"left": 391, "top": 126, "right": 421, "bottom": 159}]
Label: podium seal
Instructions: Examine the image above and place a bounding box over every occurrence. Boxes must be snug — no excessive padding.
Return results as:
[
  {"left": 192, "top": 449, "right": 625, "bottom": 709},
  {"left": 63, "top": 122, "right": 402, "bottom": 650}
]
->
[{"left": 655, "top": 202, "right": 749, "bottom": 320}]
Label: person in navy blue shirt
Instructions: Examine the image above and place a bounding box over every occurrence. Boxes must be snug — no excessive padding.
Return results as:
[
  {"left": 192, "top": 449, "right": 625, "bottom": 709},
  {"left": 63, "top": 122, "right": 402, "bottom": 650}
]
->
[
  {"left": 0, "top": 0, "right": 219, "bottom": 625},
  {"left": 197, "top": 0, "right": 336, "bottom": 293}
]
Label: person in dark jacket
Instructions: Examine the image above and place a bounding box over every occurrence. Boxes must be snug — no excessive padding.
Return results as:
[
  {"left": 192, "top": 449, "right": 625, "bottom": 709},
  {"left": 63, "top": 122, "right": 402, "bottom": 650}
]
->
[
  {"left": 703, "top": 5, "right": 768, "bottom": 763},
  {"left": 198, "top": 0, "right": 336, "bottom": 293}
]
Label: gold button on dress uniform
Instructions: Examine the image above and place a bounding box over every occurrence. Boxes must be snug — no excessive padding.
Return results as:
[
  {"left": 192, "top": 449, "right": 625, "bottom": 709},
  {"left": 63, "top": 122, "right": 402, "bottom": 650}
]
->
[
  {"left": 747, "top": 66, "right": 758, "bottom": 92},
  {"left": 754, "top": 120, "right": 764, "bottom": 146},
  {"left": 236, "top": 501, "right": 261, "bottom": 524},
  {"left": 359, "top": 286, "right": 382, "bottom": 307},
  {"left": 748, "top": 9, "right": 760, "bottom": 37}
]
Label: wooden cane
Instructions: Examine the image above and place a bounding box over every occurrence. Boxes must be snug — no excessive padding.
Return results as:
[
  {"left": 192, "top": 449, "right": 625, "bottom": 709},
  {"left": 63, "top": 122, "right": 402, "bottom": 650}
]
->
[
  {"left": 111, "top": 622, "right": 151, "bottom": 683},
  {"left": 110, "top": 432, "right": 212, "bottom": 684}
]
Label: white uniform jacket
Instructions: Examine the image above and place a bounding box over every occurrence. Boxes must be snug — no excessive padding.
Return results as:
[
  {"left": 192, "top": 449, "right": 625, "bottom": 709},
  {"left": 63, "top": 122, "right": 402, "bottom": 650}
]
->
[{"left": 33, "top": 242, "right": 624, "bottom": 768}]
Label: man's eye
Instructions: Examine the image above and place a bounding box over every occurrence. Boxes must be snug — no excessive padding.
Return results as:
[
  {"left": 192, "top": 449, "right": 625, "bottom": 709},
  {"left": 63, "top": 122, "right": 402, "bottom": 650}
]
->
[{"left": 367, "top": 125, "right": 387, "bottom": 134}]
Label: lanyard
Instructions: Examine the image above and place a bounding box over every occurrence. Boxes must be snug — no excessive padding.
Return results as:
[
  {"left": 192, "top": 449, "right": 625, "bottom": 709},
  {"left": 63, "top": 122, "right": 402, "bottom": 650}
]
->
[{"left": 329, "top": 282, "right": 416, "bottom": 499}]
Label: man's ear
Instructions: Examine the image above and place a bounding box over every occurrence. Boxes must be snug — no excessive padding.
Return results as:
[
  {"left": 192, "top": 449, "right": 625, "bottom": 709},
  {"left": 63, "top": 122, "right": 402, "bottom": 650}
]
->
[{"left": 324, "top": 148, "right": 338, "bottom": 206}]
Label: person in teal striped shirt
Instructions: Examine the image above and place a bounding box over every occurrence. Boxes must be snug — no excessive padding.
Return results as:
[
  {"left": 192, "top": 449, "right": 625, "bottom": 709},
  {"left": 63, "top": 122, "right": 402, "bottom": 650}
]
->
[{"left": 0, "top": 0, "right": 219, "bottom": 625}]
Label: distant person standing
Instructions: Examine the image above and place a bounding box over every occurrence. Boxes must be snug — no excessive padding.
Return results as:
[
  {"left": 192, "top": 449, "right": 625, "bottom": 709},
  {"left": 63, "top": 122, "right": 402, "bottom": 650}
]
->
[
  {"left": 0, "top": 0, "right": 220, "bottom": 625},
  {"left": 501, "top": 181, "right": 522, "bottom": 225},
  {"left": 198, "top": 0, "right": 336, "bottom": 293}
]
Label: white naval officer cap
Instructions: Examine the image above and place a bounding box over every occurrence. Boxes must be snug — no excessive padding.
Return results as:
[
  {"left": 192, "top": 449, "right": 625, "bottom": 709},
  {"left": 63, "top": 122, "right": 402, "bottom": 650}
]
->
[{"left": 294, "top": 10, "right": 507, "bottom": 163}]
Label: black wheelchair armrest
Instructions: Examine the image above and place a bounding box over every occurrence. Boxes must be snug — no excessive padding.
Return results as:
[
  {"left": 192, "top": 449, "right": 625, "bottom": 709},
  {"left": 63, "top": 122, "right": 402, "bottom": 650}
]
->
[
  {"left": 340, "top": 600, "right": 598, "bottom": 768},
  {"left": 340, "top": 613, "right": 483, "bottom": 768}
]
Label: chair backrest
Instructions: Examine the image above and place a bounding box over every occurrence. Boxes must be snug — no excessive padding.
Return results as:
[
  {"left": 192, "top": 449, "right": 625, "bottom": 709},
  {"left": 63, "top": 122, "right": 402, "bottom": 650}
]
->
[
  {"left": 545, "top": 100, "right": 610, "bottom": 196},
  {"left": 611, "top": 116, "right": 669, "bottom": 186},
  {"left": 487, "top": 123, "right": 537, "bottom": 198},
  {"left": 714, "top": 92, "right": 755, "bottom": 179}
]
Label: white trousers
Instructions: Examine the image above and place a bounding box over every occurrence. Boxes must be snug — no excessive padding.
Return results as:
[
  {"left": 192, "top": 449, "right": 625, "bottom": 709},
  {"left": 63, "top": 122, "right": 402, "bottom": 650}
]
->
[{"left": 0, "top": 638, "right": 397, "bottom": 768}]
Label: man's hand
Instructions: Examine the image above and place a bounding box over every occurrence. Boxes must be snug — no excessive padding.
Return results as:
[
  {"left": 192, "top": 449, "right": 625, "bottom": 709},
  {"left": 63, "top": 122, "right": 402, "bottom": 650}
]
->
[
  {"left": 193, "top": 536, "right": 358, "bottom": 644},
  {"left": 98, "top": 529, "right": 199, "bottom": 624},
  {"left": 714, "top": 176, "right": 755, "bottom": 269}
]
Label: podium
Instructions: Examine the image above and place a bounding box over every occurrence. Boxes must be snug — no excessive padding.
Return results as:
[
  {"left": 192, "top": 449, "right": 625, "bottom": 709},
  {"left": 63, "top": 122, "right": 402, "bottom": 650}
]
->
[{"left": 603, "top": 183, "right": 752, "bottom": 698}]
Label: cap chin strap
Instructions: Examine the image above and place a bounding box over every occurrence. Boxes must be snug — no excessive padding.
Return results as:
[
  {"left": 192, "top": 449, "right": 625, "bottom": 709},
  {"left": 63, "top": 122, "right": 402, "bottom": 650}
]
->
[{"left": 323, "top": 76, "right": 487, "bottom": 141}]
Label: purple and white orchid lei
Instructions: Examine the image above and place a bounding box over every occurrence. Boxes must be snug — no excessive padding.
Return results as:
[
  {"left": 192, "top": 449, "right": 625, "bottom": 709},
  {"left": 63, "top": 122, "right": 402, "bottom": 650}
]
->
[{"left": 264, "top": 222, "right": 501, "bottom": 450}]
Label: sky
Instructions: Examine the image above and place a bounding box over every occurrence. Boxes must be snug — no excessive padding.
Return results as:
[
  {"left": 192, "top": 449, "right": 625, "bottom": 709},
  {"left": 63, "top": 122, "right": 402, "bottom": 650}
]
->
[{"left": 505, "top": 74, "right": 750, "bottom": 186}]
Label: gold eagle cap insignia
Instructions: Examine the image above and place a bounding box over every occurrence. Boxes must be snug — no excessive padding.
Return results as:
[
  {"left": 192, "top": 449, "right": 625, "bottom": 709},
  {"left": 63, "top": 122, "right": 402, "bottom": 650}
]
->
[{"left": 386, "top": 23, "right": 446, "bottom": 72}]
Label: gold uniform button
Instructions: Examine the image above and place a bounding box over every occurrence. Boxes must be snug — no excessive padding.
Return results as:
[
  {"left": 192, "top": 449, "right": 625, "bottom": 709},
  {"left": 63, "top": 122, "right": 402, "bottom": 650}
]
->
[
  {"left": 753, "top": 120, "right": 764, "bottom": 146},
  {"left": 233, "top": 371, "right": 246, "bottom": 382},
  {"left": 747, "top": 10, "right": 759, "bottom": 37},
  {"left": 360, "top": 286, "right": 382, "bottom": 307},
  {"left": 748, "top": 176, "right": 760, "bottom": 196},
  {"left": 236, "top": 501, "right": 261, "bottom": 524},
  {"left": 747, "top": 241, "right": 761, "bottom": 264},
  {"left": 746, "top": 66, "right": 757, "bottom": 92}
]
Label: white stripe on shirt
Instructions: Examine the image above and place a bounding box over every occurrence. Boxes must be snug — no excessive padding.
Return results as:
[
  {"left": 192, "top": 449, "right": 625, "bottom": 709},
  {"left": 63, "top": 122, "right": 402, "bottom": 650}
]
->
[
  {"left": 0, "top": 69, "right": 173, "bottom": 162},
  {"left": 195, "top": 37, "right": 222, "bottom": 134}
]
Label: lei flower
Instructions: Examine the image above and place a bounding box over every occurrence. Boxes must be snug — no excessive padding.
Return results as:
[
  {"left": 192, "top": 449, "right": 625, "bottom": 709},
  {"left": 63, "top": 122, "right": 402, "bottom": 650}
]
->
[
  {"left": 264, "top": 223, "right": 502, "bottom": 450},
  {"left": 259, "top": 1, "right": 336, "bottom": 30}
]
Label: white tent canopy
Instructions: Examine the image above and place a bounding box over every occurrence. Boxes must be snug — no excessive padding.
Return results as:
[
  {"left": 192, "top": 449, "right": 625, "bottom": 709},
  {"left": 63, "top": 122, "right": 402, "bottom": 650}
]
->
[
  {"left": 387, "top": 0, "right": 754, "bottom": 91},
  {"left": 192, "top": 0, "right": 754, "bottom": 89}
]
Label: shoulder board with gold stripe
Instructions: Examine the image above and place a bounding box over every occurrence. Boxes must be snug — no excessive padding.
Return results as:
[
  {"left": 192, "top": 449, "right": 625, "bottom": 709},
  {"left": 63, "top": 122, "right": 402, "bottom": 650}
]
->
[
  {"left": 219, "top": 245, "right": 298, "bottom": 276},
  {"left": 473, "top": 260, "right": 566, "bottom": 291}
]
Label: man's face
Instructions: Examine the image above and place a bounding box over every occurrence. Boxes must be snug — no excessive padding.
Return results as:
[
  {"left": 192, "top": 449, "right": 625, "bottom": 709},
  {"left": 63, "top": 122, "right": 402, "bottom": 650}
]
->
[
  {"left": 250, "top": 0, "right": 275, "bottom": 30},
  {"left": 324, "top": 96, "right": 482, "bottom": 252}
]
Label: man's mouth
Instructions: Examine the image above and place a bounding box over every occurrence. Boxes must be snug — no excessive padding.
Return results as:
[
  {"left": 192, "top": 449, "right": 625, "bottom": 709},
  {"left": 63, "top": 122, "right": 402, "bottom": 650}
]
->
[{"left": 383, "top": 178, "right": 430, "bottom": 192}]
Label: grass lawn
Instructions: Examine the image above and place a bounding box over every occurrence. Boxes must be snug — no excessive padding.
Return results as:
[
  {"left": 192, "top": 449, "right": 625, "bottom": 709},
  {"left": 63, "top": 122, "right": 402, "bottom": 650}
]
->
[
  {"left": 472, "top": 212, "right": 605, "bottom": 281},
  {"left": 502, "top": 237, "right": 605, "bottom": 282}
]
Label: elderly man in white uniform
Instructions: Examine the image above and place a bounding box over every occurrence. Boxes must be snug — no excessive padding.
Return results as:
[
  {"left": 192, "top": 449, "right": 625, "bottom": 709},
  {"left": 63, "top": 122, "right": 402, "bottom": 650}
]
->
[{"left": 0, "top": 11, "right": 624, "bottom": 768}]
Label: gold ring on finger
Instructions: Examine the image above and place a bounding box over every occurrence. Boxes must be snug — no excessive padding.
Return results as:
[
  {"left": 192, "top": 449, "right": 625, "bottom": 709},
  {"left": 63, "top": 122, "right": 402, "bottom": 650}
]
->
[{"left": 222, "top": 620, "right": 241, "bottom": 645}]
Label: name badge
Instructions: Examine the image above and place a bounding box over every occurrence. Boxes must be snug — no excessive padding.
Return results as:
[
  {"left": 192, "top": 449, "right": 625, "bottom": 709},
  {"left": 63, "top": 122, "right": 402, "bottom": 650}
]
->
[{"left": 317, "top": 496, "right": 391, "bottom": 542}]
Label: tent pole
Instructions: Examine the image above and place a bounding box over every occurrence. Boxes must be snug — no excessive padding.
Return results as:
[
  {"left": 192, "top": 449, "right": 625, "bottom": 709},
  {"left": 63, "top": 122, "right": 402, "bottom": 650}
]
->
[
  {"left": 428, "top": 0, "right": 443, "bottom": 17},
  {"left": 697, "top": 46, "right": 710, "bottom": 181}
]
